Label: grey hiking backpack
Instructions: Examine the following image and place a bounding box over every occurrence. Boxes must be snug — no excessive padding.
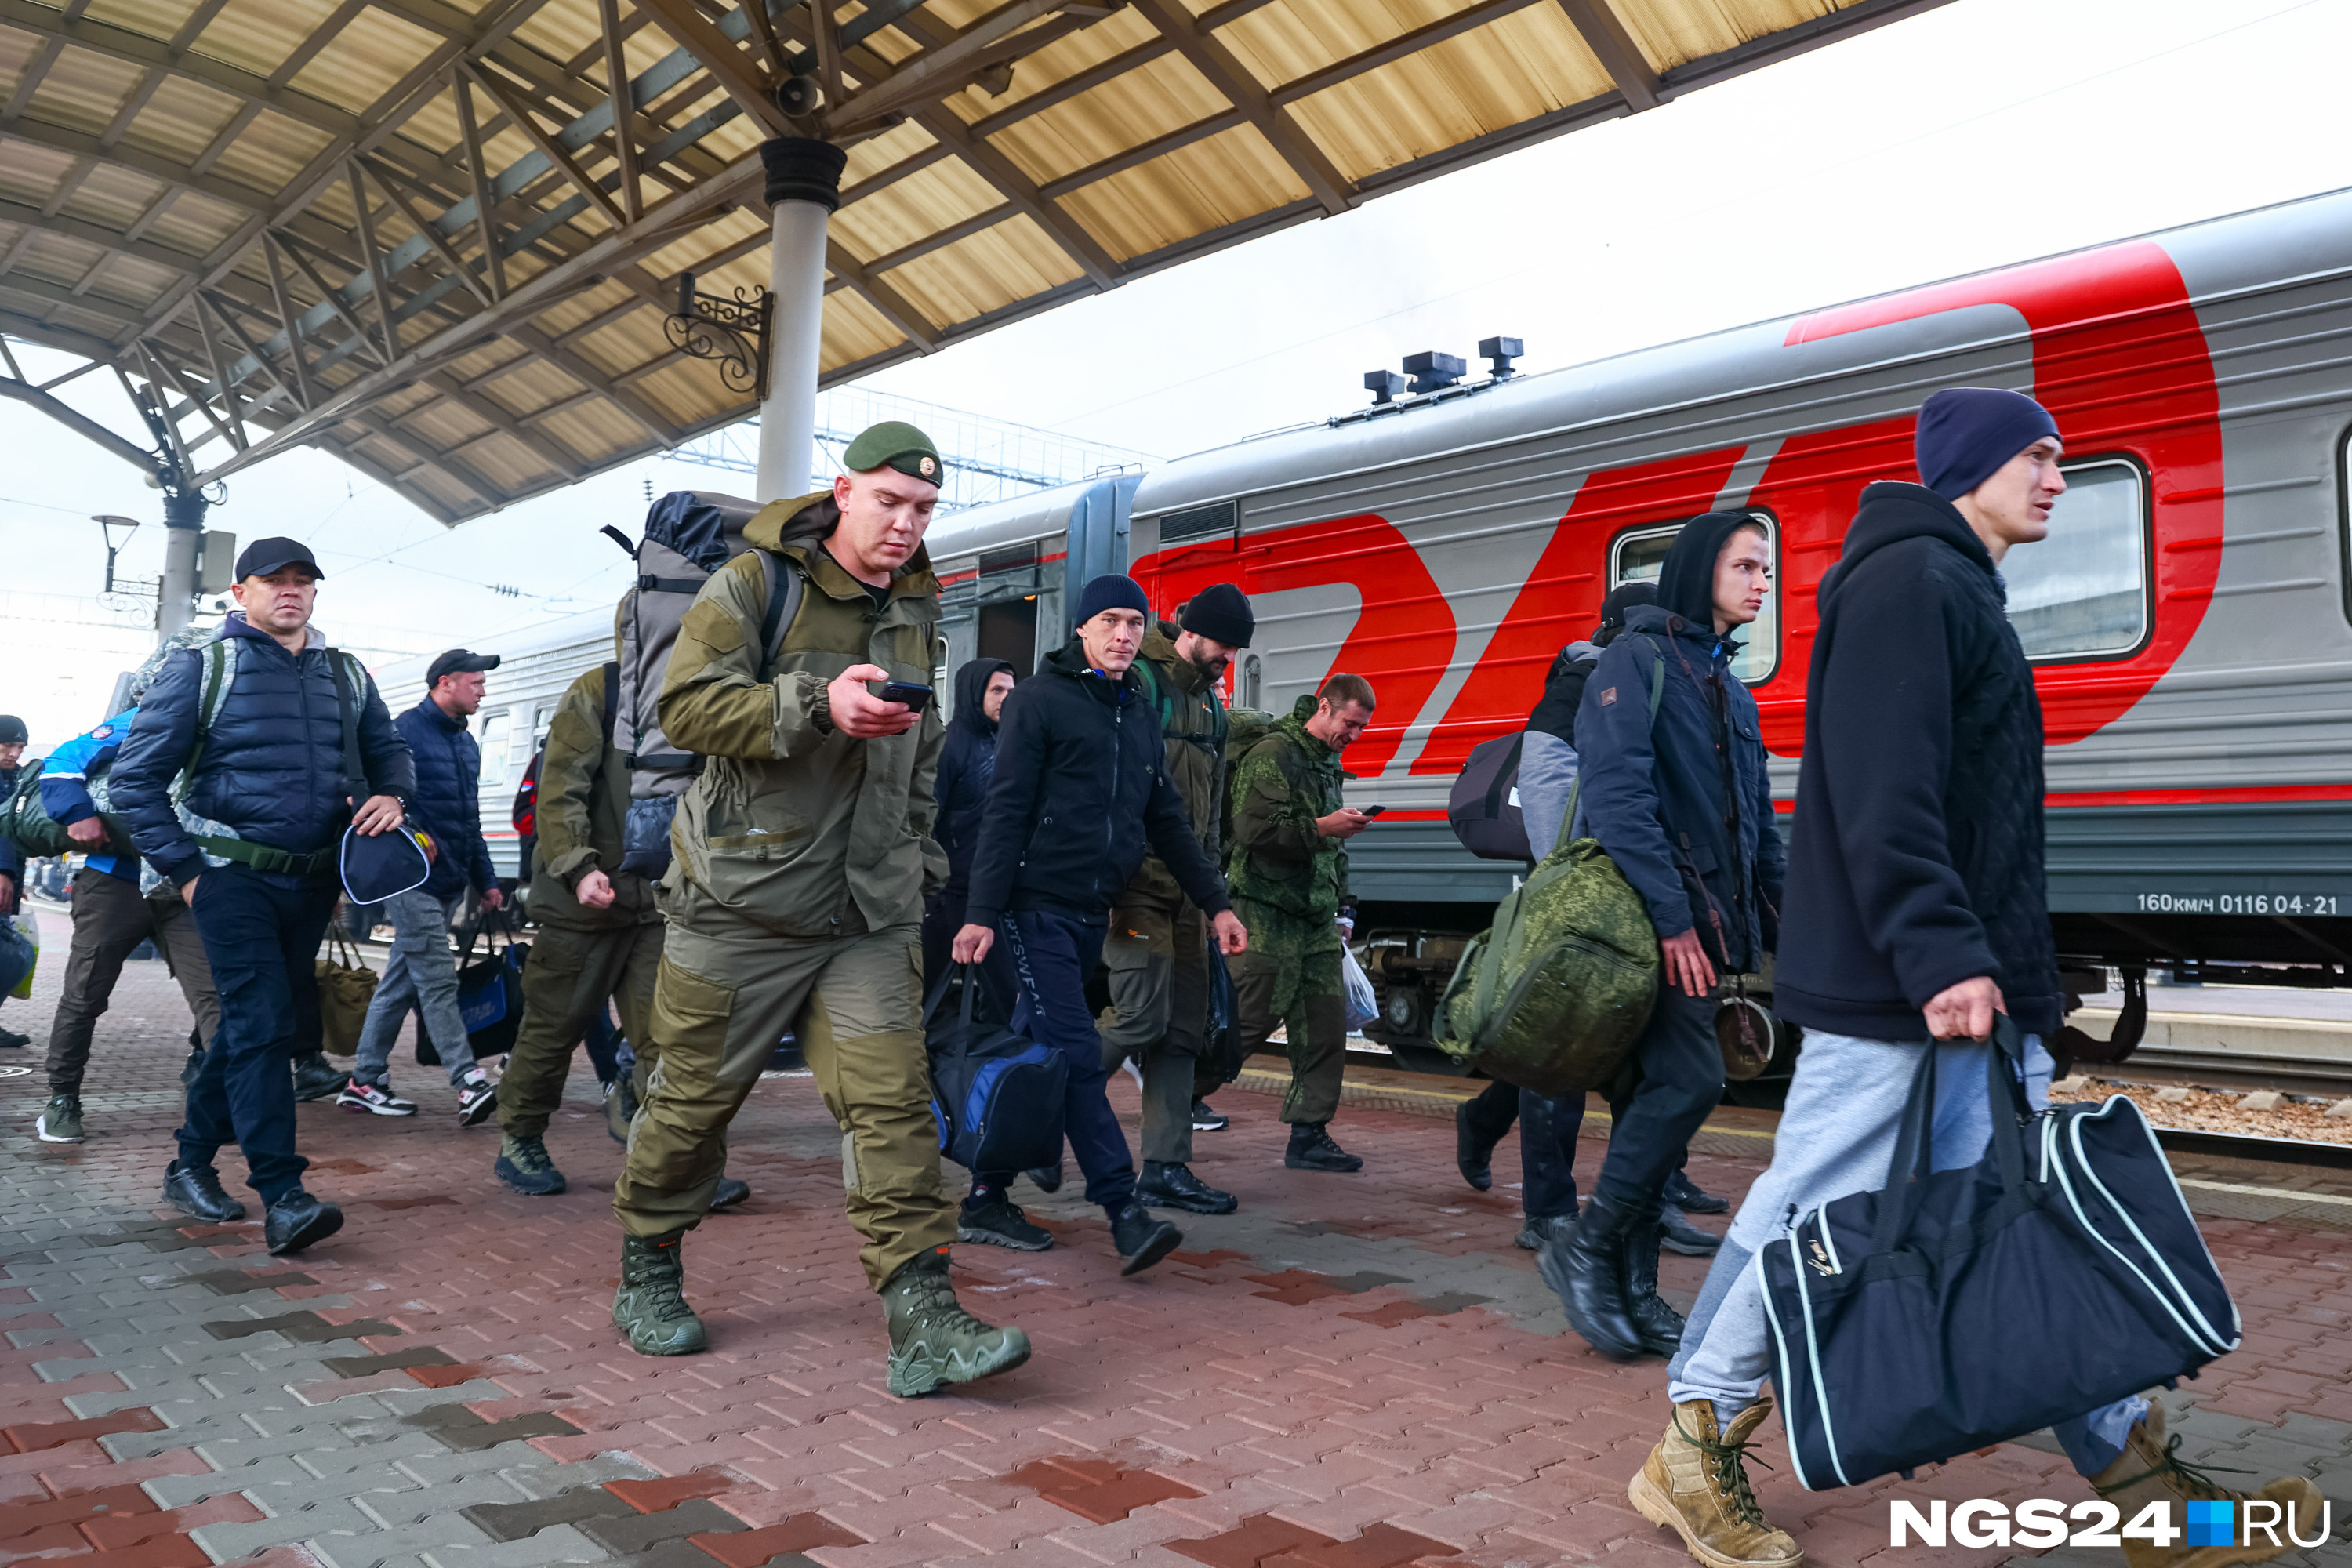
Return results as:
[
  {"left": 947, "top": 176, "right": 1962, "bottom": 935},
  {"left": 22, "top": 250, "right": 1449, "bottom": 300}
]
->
[{"left": 601, "top": 491, "right": 804, "bottom": 878}]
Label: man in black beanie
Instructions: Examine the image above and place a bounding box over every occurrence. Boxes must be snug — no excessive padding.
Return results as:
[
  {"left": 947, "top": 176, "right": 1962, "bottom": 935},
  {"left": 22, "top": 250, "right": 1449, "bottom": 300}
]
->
[
  {"left": 1087, "top": 583, "right": 1254, "bottom": 1224},
  {"left": 958, "top": 574, "right": 1247, "bottom": 1277}
]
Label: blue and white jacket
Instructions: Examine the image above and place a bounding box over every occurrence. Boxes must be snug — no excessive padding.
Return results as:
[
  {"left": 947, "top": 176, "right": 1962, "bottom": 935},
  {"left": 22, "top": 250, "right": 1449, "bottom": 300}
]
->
[{"left": 41, "top": 710, "right": 138, "bottom": 880}]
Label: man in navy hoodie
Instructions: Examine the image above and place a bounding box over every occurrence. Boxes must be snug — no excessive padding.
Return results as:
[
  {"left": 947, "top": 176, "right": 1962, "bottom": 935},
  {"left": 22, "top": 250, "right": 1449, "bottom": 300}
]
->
[
  {"left": 1628, "top": 390, "right": 2318, "bottom": 1568},
  {"left": 111, "top": 538, "right": 413, "bottom": 1255},
  {"left": 956, "top": 575, "right": 1247, "bottom": 1277},
  {"left": 341, "top": 648, "right": 506, "bottom": 1123}
]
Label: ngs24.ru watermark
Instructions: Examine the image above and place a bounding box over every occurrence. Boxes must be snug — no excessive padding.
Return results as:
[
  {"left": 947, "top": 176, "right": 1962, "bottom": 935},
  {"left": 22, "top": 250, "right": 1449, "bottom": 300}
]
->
[{"left": 1890, "top": 1497, "right": 2335, "bottom": 1550}]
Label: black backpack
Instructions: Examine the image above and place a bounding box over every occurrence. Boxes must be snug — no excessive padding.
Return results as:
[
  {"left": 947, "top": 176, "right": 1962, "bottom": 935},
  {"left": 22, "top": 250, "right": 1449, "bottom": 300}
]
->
[{"left": 1448, "top": 732, "right": 1531, "bottom": 862}]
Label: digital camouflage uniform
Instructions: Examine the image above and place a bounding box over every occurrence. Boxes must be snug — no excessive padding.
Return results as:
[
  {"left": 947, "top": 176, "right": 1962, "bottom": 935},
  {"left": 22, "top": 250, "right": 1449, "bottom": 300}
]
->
[
  {"left": 1226, "top": 694, "right": 1349, "bottom": 1126},
  {"left": 614, "top": 493, "right": 953, "bottom": 1291},
  {"left": 1100, "top": 622, "right": 1226, "bottom": 1164},
  {"left": 497, "top": 657, "right": 663, "bottom": 1142}
]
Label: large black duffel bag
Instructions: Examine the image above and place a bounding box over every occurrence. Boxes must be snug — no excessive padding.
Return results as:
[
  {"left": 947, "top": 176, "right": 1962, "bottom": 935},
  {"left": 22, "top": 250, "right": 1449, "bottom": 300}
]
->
[
  {"left": 1760, "top": 1018, "right": 2238, "bottom": 1489},
  {"left": 924, "top": 964, "right": 1068, "bottom": 1173}
]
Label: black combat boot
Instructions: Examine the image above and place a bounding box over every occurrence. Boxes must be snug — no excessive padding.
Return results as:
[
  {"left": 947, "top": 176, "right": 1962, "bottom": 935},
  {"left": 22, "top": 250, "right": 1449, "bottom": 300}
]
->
[
  {"left": 1137, "top": 1161, "right": 1236, "bottom": 1214},
  {"left": 291, "top": 1052, "right": 345, "bottom": 1103},
  {"left": 1623, "top": 1207, "right": 1685, "bottom": 1356},
  {"left": 1284, "top": 1123, "right": 1363, "bottom": 1172},
  {"left": 1538, "top": 1191, "right": 1646, "bottom": 1361}
]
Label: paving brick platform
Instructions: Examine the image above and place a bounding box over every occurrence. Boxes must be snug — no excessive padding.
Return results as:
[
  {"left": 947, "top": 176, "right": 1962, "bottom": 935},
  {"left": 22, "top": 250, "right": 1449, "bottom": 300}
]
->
[{"left": 2, "top": 909, "right": 2347, "bottom": 1568}]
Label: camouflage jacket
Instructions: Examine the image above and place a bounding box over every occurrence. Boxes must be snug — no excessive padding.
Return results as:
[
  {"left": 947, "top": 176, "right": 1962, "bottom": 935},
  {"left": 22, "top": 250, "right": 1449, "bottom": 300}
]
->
[
  {"left": 1226, "top": 694, "right": 1348, "bottom": 938},
  {"left": 528, "top": 661, "right": 661, "bottom": 931},
  {"left": 1117, "top": 622, "right": 1229, "bottom": 910},
  {"left": 657, "top": 491, "right": 946, "bottom": 937}
]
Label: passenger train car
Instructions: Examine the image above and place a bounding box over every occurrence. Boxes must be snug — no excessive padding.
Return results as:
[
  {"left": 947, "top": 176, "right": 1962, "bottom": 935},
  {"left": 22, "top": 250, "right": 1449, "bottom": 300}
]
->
[
  {"left": 922, "top": 185, "right": 2352, "bottom": 1051},
  {"left": 426, "top": 184, "right": 2352, "bottom": 1055}
]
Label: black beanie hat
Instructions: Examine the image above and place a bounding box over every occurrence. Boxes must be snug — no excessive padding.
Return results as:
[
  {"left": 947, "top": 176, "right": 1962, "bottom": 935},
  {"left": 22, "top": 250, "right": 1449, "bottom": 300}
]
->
[
  {"left": 0, "top": 715, "right": 25, "bottom": 745},
  {"left": 1074, "top": 573, "right": 1151, "bottom": 627},
  {"left": 1915, "top": 387, "right": 2060, "bottom": 500},
  {"left": 1179, "top": 582, "right": 1253, "bottom": 648}
]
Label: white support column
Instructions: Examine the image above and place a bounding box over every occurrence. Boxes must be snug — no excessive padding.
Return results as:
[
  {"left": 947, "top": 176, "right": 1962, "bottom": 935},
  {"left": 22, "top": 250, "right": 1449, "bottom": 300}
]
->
[{"left": 753, "top": 138, "right": 847, "bottom": 505}]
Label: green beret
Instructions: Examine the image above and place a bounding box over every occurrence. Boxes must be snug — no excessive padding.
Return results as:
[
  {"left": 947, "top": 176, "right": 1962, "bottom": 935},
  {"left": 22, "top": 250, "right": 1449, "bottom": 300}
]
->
[{"left": 841, "top": 419, "right": 943, "bottom": 485}]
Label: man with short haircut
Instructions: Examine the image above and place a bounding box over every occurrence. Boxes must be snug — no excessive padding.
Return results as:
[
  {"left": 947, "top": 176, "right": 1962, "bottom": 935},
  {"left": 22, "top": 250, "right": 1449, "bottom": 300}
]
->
[
  {"left": 611, "top": 423, "right": 1032, "bottom": 1402},
  {"left": 956, "top": 575, "right": 1248, "bottom": 1274},
  {"left": 342, "top": 649, "right": 506, "bottom": 1123},
  {"left": 111, "top": 538, "right": 413, "bottom": 1254},
  {"left": 1543, "top": 514, "right": 1781, "bottom": 1365},
  {"left": 1097, "top": 583, "right": 1254, "bottom": 1221},
  {"left": 32, "top": 686, "right": 223, "bottom": 1145},
  {"left": 1225, "top": 673, "right": 1376, "bottom": 1174},
  {"left": 1630, "top": 390, "right": 2317, "bottom": 1568},
  {"left": 0, "top": 715, "right": 28, "bottom": 1050},
  {"left": 491, "top": 639, "right": 664, "bottom": 1197}
]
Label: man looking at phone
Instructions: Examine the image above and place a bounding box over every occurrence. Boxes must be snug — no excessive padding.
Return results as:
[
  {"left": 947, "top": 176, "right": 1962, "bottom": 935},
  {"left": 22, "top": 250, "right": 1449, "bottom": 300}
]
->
[
  {"left": 612, "top": 423, "right": 1032, "bottom": 1404},
  {"left": 1225, "top": 674, "right": 1377, "bottom": 1173}
]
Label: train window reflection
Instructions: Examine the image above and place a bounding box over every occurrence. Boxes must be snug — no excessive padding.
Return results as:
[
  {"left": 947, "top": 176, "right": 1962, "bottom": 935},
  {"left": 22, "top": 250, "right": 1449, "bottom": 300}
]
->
[
  {"left": 1607, "top": 513, "right": 1778, "bottom": 684},
  {"left": 2004, "top": 460, "right": 2147, "bottom": 660},
  {"left": 477, "top": 710, "right": 512, "bottom": 791}
]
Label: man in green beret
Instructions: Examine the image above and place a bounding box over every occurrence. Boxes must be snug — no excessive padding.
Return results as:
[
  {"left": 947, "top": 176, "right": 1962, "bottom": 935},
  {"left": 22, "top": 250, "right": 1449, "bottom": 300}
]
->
[{"left": 609, "top": 423, "right": 1032, "bottom": 1399}]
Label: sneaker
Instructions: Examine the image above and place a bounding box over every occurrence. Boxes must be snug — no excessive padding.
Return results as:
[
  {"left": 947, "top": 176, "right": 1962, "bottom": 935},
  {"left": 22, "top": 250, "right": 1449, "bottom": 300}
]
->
[
  {"left": 494, "top": 1134, "right": 566, "bottom": 1196},
  {"left": 1659, "top": 1204, "right": 1722, "bottom": 1256},
  {"left": 883, "top": 1251, "right": 1029, "bottom": 1397},
  {"left": 1628, "top": 1399, "right": 1803, "bottom": 1568},
  {"left": 1191, "top": 1098, "right": 1229, "bottom": 1131},
  {"left": 456, "top": 1067, "right": 499, "bottom": 1127},
  {"left": 1109, "top": 1202, "right": 1182, "bottom": 1276},
  {"left": 0, "top": 1026, "right": 28, "bottom": 1049},
  {"left": 163, "top": 1158, "right": 246, "bottom": 1222},
  {"left": 35, "top": 1095, "right": 85, "bottom": 1144},
  {"left": 1665, "top": 1169, "right": 1730, "bottom": 1215},
  {"left": 1137, "top": 1160, "right": 1237, "bottom": 1214},
  {"left": 958, "top": 1192, "right": 1053, "bottom": 1250},
  {"left": 1515, "top": 1212, "right": 1575, "bottom": 1251},
  {"left": 613, "top": 1232, "right": 706, "bottom": 1356},
  {"left": 335, "top": 1079, "right": 417, "bottom": 1116},
  {"left": 263, "top": 1189, "right": 343, "bottom": 1255},
  {"left": 1284, "top": 1123, "right": 1363, "bottom": 1172},
  {"left": 708, "top": 1177, "right": 750, "bottom": 1212},
  {"left": 602, "top": 1076, "right": 637, "bottom": 1145},
  {"left": 291, "top": 1052, "right": 345, "bottom": 1103}
]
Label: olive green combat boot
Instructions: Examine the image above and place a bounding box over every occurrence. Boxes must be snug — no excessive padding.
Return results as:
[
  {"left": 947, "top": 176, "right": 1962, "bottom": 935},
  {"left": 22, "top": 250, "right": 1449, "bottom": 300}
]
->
[
  {"left": 881, "top": 1250, "right": 1031, "bottom": 1398},
  {"left": 2089, "top": 1401, "right": 2324, "bottom": 1568},
  {"left": 612, "top": 1233, "right": 706, "bottom": 1356},
  {"left": 1628, "top": 1399, "right": 1803, "bottom": 1568}
]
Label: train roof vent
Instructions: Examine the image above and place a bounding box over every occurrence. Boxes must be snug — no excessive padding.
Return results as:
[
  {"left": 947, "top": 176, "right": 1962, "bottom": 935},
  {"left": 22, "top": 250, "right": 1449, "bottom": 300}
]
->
[
  {"left": 1403, "top": 350, "right": 1465, "bottom": 394},
  {"left": 1479, "top": 336, "right": 1523, "bottom": 379},
  {"left": 1337, "top": 336, "right": 1526, "bottom": 426}
]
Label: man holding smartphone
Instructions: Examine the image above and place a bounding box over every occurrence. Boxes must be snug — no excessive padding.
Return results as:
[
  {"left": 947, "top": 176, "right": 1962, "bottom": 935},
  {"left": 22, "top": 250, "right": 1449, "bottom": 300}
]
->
[
  {"left": 611, "top": 423, "right": 1031, "bottom": 1404},
  {"left": 1225, "top": 674, "right": 1378, "bottom": 1173}
]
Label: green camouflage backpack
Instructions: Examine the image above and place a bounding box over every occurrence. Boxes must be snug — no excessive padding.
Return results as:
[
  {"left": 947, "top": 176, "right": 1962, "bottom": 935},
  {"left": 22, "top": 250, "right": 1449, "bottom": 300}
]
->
[{"left": 1433, "top": 650, "right": 1665, "bottom": 1095}]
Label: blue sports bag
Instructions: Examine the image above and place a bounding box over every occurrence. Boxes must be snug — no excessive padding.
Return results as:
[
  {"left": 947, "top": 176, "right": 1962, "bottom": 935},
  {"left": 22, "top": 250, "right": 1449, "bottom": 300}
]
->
[{"left": 924, "top": 963, "right": 1067, "bottom": 1173}]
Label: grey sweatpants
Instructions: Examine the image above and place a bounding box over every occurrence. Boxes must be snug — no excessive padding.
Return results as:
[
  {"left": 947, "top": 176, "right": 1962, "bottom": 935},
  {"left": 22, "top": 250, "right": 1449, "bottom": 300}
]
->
[
  {"left": 1518, "top": 731, "right": 1578, "bottom": 862},
  {"left": 1667, "top": 1029, "right": 2145, "bottom": 1477},
  {"left": 352, "top": 890, "right": 475, "bottom": 1089}
]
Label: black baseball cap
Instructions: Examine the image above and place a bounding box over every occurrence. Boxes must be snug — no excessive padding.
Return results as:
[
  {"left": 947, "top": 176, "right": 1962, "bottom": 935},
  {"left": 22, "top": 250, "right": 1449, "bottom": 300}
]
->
[
  {"left": 234, "top": 536, "right": 324, "bottom": 580},
  {"left": 426, "top": 648, "right": 501, "bottom": 685}
]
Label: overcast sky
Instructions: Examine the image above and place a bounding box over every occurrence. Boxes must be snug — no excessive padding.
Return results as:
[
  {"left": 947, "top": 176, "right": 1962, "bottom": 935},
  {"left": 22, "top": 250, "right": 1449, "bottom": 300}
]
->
[{"left": 5, "top": 0, "right": 2347, "bottom": 747}]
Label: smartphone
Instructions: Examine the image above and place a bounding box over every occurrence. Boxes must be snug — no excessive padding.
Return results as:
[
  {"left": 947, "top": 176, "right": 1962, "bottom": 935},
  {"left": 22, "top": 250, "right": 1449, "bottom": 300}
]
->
[
  {"left": 876, "top": 681, "right": 933, "bottom": 712},
  {"left": 1357, "top": 804, "right": 1388, "bottom": 817}
]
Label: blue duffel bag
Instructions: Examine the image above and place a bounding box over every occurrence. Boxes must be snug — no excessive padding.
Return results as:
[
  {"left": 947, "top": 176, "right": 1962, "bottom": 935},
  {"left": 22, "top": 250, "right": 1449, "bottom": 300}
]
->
[
  {"left": 924, "top": 964, "right": 1067, "bottom": 1173},
  {"left": 1760, "top": 1017, "right": 2239, "bottom": 1490}
]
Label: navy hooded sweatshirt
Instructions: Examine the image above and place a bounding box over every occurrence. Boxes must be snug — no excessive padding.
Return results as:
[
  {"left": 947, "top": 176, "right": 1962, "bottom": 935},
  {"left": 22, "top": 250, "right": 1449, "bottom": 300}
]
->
[
  {"left": 1773, "top": 481, "right": 2063, "bottom": 1040},
  {"left": 932, "top": 657, "right": 1014, "bottom": 897}
]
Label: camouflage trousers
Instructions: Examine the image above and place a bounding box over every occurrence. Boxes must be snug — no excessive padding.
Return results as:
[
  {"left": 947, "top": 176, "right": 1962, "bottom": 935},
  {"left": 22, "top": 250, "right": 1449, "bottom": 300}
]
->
[
  {"left": 496, "top": 920, "right": 661, "bottom": 1142},
  {"left": 613, "top": 880, "right": 953, "bottom": 1290},
  {"left": 1231, "top": 898, "right": 1346, "bottom": 1126}
]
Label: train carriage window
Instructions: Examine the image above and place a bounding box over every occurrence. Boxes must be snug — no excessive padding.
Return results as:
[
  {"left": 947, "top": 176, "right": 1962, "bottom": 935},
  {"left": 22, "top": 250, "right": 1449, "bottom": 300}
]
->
[
  {"left": 1608, "top": 513, "right": 1779, "bottom": 684},
  {"left": 2002, "top": 459, "right": 2147, "bottom": 660},
  {"left": 476, "top": 710, "right": 512, "bottom": 791}
]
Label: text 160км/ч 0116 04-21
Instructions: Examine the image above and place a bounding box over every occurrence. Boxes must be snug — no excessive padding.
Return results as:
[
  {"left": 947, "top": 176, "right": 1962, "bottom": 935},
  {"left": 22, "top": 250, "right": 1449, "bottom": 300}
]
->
[{"left": 2136, "top": 892, "right": 2341, "bottom": 916}]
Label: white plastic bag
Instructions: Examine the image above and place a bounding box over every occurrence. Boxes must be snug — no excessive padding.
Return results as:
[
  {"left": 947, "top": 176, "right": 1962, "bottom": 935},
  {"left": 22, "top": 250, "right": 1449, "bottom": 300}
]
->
[{"left": 1340, "top": 945, "right": 1378, "bottom": 1033}]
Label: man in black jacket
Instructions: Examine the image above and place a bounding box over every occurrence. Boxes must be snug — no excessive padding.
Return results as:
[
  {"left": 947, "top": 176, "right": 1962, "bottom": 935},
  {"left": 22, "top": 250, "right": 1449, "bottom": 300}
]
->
[
  {"left": 1543, "top": 514, "right": 1782, "bottom": 1366},
  {"left": 1633, "top": 390, "right": 2318, "bottom": 1568},
  {"left": 956, "top": 575, "right": 1247, "bottom": 1277},
  {"left": 924, "top": 657, "right": 1015, "bottom": 997},
  {"left": 111, "top": 538, "right": 414, "bottom": 1255}
]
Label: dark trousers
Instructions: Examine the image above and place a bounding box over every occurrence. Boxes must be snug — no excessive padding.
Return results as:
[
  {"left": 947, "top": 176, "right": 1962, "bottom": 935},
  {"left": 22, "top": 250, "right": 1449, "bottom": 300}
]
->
[
  {"left": 1461, "top": 1077, "right": 1519, "bottom": 1144},
  {"left": 1590, "top": 985, "right": 1722, "bottom": 1212},
  {"left": 49, "top": 867, "right": 220, "bottom": 1097},
  {"left": 998, "top": 909, "right": 1136, "bottom": 1218},
  {"left": 1520, "top": 1088, "right": 1587, "bottom": 1218},
  {"left": 181, "top": 867, "right": 337, "bottom": 1206}
]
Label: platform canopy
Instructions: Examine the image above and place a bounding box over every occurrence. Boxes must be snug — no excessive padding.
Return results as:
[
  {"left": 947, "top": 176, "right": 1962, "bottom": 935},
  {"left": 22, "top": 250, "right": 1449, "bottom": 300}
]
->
[{"left": 0, "top": 0, "right": 1949, "bottom": 524}]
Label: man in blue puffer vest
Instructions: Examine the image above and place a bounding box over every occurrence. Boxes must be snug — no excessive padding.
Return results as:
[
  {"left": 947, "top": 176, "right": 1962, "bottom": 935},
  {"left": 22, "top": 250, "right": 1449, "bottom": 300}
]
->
[
  {"left": 112, "top": 537, "right": 414, "bottom": 1254},
  {"left": 341, "top": 648, "right": 506, "bottom": 1123}
]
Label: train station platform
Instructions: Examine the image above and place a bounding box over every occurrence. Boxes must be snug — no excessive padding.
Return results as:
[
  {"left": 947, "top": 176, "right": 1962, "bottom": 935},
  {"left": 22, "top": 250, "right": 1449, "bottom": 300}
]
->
[{"left": 3, "top": 941, "right": 2348, "bottom": 1568}]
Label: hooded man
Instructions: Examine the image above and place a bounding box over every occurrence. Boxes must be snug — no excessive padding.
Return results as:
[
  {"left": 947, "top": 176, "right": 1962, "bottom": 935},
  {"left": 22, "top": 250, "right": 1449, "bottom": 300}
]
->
[
  {"left": 1629, "top": 390, "right": 2318, "bottom": 1568},
  {"left": 0, "top": 713, "right": 26, "bottom": 1051},
  {"left": 956, "top": 574, "right": 1248, "bottom": 1277},
  {"left": 924, "top": 656, "right": 1016, "bottom": 996},
  {"left": 1541, "top": 512, "right": 1782, "bottom": 1366},
  {"left": 609, "top": 423, "right": 1032, "bottom": 1403}
]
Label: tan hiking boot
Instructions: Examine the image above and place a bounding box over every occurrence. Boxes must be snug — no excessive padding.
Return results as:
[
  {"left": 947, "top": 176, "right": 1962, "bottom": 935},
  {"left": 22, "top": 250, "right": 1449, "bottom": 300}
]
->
[
  {"left": 1629, "top": 1398, "right": 1804, "bottom": 1568},
  {"left": 2089, "top": 1401, "right": 2325, "bottom": 1568}
]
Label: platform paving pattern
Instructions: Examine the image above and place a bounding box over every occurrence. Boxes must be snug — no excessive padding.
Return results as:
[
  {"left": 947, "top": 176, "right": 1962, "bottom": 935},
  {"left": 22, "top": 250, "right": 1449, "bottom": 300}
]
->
[{"left": 2, "top": 924, "right": 2347, "bottom": 1568}]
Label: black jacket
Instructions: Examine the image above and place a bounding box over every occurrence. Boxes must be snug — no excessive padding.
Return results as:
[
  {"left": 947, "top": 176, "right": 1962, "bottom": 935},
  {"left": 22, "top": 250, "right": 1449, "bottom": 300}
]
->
[
  {"left": 932, "top": 658, "right": 1013, "bottom": 897},
  {"left": 397, "top": 695, "right": 498, "bottom": 899},
  {"left": 113, "top": 615, "right": 413, "bottom": 887},
  {"left": 1574, "top": 603, "right": 1783, "bottom": 971},
  {"left": 1774, "top": 481, "right": 2063, "bottom": 1039},
  {"left": 965, "top": 642, "right": 1231, "bottom": 927}
]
